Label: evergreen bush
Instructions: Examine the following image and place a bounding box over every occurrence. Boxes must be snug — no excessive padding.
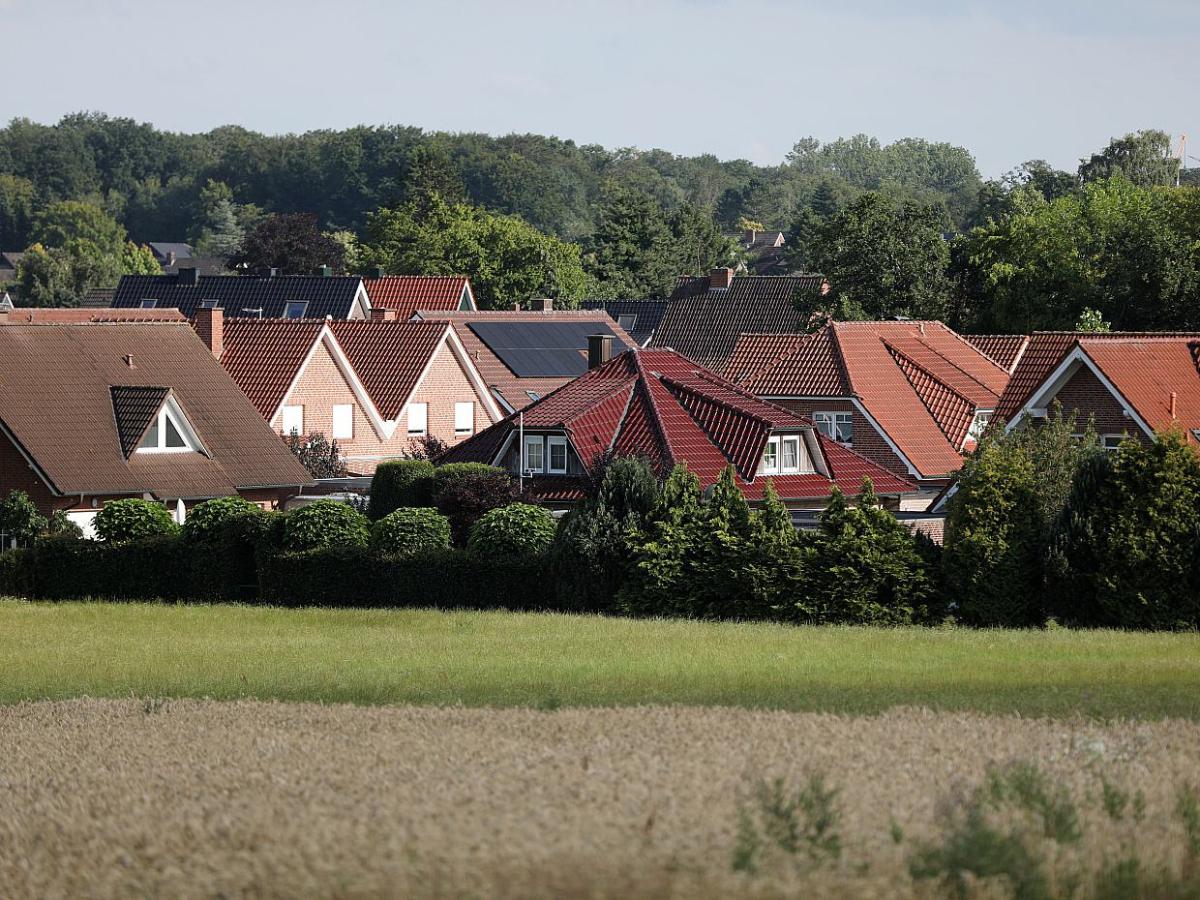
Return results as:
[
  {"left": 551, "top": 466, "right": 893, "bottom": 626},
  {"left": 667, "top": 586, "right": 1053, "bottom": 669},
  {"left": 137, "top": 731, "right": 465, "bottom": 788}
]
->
[
  {"left": 94, "top": 499, "right": 179, "bottom": 543},
  {"left": 181, "top": 496, "right": 260, "bottom": 543},
  {"left": 281, "top": 499, "right": 369, "bottom": 552},
  {"left": 370, "top": 507, "right": 452, "bottom": 556},
  {"left": 468, "top": 503, "right": 557, "bottom": 559},
  {"left": 432, "top": 463, "right": 518, "bottom": 544},
  {"left": 368, "top": 459, "right": 435, "bottom": 519}
]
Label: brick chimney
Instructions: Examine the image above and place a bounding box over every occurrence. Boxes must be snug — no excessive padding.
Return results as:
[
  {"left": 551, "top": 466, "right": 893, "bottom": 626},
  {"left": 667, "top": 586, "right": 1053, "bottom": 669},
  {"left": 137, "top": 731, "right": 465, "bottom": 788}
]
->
[
  {"left": 710, "top": 267, "right": 734, "bottom": 289},
  {"left": 195, "top": 307, "right": 224, "bottom": 359},
  {"left": 588, "top": 333, "right": 614, "bottom": 369},
  {"left": 531, "top": 298, "right": 554, "bottom": 312},
  {"left": 369, "top": 308, "right": 398, "bottom": 321}
]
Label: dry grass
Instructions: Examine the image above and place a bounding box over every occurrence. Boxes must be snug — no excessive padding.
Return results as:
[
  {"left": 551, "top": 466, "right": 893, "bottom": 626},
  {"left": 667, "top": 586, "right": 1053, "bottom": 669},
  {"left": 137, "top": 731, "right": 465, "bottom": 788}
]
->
[{"left": 2, "top": 700, "right": 1199, "bottom": 899}]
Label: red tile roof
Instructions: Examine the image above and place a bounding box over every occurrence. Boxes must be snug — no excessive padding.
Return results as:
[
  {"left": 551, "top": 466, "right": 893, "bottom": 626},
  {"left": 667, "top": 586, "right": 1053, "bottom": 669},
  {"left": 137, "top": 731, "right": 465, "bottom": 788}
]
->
[
  {"left": 363, "top": 276, "right": 474, "bottom": 317},
  {"left": 221, "top": 319, "right": 326, "bottom": 418},
  {"left": 441, "top": 348, "right": 916, "bottom": 501},
  {"left": 960, "top": 334, "right": 1030, "bottom": 373},
  {"left": 1082, "top": 339, "right": 1200, "bottom": 438}
]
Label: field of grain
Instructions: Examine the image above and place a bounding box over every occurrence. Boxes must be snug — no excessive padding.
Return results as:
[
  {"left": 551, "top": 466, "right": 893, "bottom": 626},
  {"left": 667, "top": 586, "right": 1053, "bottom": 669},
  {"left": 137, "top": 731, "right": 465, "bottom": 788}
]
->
[{"left": 2, "top": 699, "right": 1198, "bottom": 899}]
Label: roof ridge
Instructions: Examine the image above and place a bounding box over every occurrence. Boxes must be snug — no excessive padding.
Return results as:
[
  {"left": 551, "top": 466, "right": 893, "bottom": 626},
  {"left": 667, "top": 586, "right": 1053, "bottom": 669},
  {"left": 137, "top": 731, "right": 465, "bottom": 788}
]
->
[
  {"left": 562, "top": 374, "right": 639, "bottom": 427},
  {"left": 632, "top": 352, "right": 677, "bottom": 468},
  {"left": 882, "top": 334, "right": 999, "bottom": 400},
  {"left": 941, "top": 324, "right": 1012, "bottom": 377},
  {"left": 659, "top": 373, "right": 773, "bottom": 429},
  {"left": 885, "top": 344, "right": 974, "bottom": 446}
]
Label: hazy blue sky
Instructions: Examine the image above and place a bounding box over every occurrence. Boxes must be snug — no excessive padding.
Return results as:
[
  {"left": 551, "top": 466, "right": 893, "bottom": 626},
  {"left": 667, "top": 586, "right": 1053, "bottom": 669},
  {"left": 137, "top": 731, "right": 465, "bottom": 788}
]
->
[{"left": 4, "top": 0, "right": 1198, "bottom": 177}]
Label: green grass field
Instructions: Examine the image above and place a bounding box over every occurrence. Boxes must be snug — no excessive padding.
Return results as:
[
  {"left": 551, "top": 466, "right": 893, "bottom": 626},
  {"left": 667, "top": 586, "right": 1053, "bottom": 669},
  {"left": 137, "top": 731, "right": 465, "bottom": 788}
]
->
[{"left": 2, "top": 599, "right": 1198, "bottom": 717}]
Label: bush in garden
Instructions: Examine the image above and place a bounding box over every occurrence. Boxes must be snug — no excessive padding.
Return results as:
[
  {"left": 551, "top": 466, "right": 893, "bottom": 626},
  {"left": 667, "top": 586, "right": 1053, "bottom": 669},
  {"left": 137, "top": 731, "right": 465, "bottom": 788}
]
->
[
  {"left": 43, "top": 510, "right": 83, "bottom": 540},
  {"left": 432, "top": 463, "right": 519, "bottom": 545},
  {"left": 94, "top": 499, "right": 179, "bottom": 543},
  {"left": 468, "top": 503, "right": 556, "bottom": 559},
  {"left": 370, "top": 507, "right": 452, "bottom": 556},
  {"left": 0, "top": 490, "right": 47, "bottom": 546},
  {"left": 281, "top": 499, "right": 369, "bottom": 552},
  {"left": 181, "top": 496, "right": 260, "bottom": 543},
  {"left": 368, "top": 459, "right": 435, "bottom": 519},
  {"left": 1046, "top": 428, "right": 1200, "bottom": 628},
  {"left": 284, "top": 430, "right": 348, "bottom": 478}
]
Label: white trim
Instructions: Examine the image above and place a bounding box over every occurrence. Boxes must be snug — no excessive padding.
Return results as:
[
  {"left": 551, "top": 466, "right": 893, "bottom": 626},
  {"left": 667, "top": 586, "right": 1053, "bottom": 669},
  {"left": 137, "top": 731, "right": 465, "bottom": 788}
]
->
[
  {"left": 490, "top": 430, "right": 517, "bottom": 468},
  {"left": 547, "top": 435, "right": 569, "bottom": 474},
  {"left": 523, "top": 434, "right": 546, "bottom": 473},
  {"left": 459, "top": 282, "right": 477, "bottom": 311},
  {"left": 1005, "top": 347, "right": 1155, "bottom": 439},
  {"left": 350, "top": 282, "right": 372, "bottom": 320},
  {"left": 812, "top": 410, "right": 854, "bottom": 444},
  {"left": 439, "top": 326, "right": 504, "bottom": 422},
  {"left": 136, "top": 395, "right": 208, "bottom": 456},
  {"left": 848, "top": 398, "right": 923, "bottom": 479}
]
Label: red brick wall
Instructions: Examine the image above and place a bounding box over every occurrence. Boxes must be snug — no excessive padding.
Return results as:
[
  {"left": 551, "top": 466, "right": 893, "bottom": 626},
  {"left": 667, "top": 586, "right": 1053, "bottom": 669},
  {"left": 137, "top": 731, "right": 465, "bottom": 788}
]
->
[
  {"left": 1049, "top": 366, "right": 1145, "bottom": 443},
  {"left": 274, "top": 337, "right": 497, "bottom": 474},
  {"left": 0, "top": 432, "right": 58, "bottom": 510},
  {"left": 772, "top": 398, "right": 914, "bottom": 480}
]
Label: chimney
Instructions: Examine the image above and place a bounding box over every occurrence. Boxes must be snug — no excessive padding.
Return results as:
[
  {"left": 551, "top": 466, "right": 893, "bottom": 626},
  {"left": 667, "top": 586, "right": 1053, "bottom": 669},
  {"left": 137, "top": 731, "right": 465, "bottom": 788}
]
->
[
  {"left": 372, "top": 266, "right": 385, "bottom": 279},
  {"left": 532, "top": 298, "right": 553, "bottom": 312},
  {"left": 123, "top": 354, "right": 135, "bottom": 369},
  {"left": 369, "top": 308, "right": 398, "bottom": 321},
  {"left": 588, "top": 333, "right": 614, "bottom": 369},
  {"left": 177, "top": 267, "right": 199, "bottom": 286},
  {"left": 166, "top": 250, "right": 176, "bottom": 267},
  {"left": 195, "top": 307, "right": 224, "bottom": 359},
  {"left": 268, "top": 267, "right": 279, "bottom": 278},
  {"left": 316, "top": 265, "right": 333, "bottom": 278},
  {"left": 709, "top": 267, "right": 734, "bottom": 290},
  {"left": 1171, "top": 391, "right": 1178, "bottom": 419}
]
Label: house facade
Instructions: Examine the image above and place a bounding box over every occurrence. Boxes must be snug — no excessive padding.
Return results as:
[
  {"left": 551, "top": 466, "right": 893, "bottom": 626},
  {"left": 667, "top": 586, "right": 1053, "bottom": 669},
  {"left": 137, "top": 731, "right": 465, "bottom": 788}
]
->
[
  {"left": 211, "top": 311, "right": 502, "bottom": 473},
  {"left": 0, "top": 321, "right": 311, "bottom": 536},
  {"left": 440, "top": 342, "right": 917, "bottom": 509}
]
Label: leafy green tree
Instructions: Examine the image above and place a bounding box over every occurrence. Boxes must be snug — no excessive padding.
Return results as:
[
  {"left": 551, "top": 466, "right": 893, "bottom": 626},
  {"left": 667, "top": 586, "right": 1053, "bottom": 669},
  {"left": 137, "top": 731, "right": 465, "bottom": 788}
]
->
[
  {"left": 358, "top": 195, "right": 590, "bottom": 308},
  {"left": 1074, "top": 307, "right": 1111, "bottom": 333},
  {"left": 806, "top": 192, "right": 952, "bottom": 321},
  {"left": 94, "top": 499, "right": 178, "bottom": 542},
  {"left": 584, "top": 183, "right": 676, "bottom": 298},
  {"left": 0, "top": 490, "right": 47, "bottom": 546},
  {"left": 284, "top": 431, "right": 347, "bottom": 479},
  {"left": 31, "top": 200, "right": 125, "bottom": 256},
  {"left": 969, "top": 160, "right": 1077, "bottom": 228},
  {"left": 1079, "top": 129, "right": 1180, "bottom": 188},
  {"left": 670, "top": 203, "right": 736, "bottom": 279},
  {"left": 120, "top": 241, "right": 161, "bottom": 275},
  {"left": 0, "top": 174, "right": 36, "bottom": 250},
  {"left": 231, "top": 212, "right": 346, "bottom": 274},
  {"left": 192, "top": 179, "right": 244, "bottom": 257}
]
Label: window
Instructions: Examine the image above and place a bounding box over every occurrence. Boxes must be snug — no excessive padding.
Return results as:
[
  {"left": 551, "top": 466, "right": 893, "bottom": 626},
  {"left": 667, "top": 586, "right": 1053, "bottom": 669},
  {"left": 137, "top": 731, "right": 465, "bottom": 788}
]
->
[
  {"left": 813, "top": 411, "right": 853, "bottom": 444},
  {"left": 280, "top": 405, "right": 304, "bottom": 436},
  {"left": 199, "top": 299, "right": 218, "bottom": 309},
  {"left": 137, "top": 405, "right": 191, "bottom": 454},
  {"left": 781, "top": 436, "right": 799, "bottom": 470},
  {"left": 968, "top": 411, "right": 992, "bottom": 443},
  {"left": 525, "top": 391, "right": 541, "bottom": 402},
  {"left": 139, "top": 299, "right": 157, "bottom": 309},
  {"left": 1102, "top": 434, "right": 1125, "bottom": 452},
  {"left": 617, "top": 313, "right": 637, "bottom": 331},
  {"left": 523, "top": 435, "right": 544, "bottom": 473},
  {"left": 547, "top": 436, "right": 568, "bottom": 474},
  {"left": 284, "top": 301, "right": 309, "bottom": 319},
  {"left": 454, "top": 401, "right": 474, "bottom": 435},
  {"left": 761, "top": 434, "right": 812, "bottom": 475},
  {"left": 331, "top": 404, "right": 353, "bottom": 440},
  {"left": 760, "top": 437, "right": 779, "bottom": 474},
  {"left": 407, "top": 402, "right": 427, "bottom": 435}
]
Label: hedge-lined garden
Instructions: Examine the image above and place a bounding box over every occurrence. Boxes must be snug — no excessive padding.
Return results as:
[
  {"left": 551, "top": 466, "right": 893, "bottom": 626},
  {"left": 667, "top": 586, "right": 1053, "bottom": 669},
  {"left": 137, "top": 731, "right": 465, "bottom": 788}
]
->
[{"left": 3, "top": 412, "right": 1199, "bottom": 629}]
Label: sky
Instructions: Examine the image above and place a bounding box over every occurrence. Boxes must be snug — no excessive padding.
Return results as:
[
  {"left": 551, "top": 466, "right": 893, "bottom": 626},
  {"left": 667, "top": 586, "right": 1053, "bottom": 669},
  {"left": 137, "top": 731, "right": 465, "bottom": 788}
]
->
[{"left": 3, "top": 0, "right": 1198, "bottom": 178}]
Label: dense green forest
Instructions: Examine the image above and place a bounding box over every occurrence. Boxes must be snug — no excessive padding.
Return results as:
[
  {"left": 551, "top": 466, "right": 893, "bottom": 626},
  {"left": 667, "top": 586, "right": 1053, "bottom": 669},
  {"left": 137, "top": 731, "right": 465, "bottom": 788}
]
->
[{"left": 1, "top": 113, "right": 1197, "bottom": 331}]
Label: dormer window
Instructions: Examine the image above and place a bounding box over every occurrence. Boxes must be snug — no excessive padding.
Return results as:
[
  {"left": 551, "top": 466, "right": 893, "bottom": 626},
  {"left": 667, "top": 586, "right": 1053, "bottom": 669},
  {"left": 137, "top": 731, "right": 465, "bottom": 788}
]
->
[
  {"left": 112, "top": 387, "right": 206, "bottom": 458},
  {"left": 285, "top": 301, "right": 309, "bottom": 318},
  {"left": 137, "top": 402, "right": 198, "bottom": 454},
  {"left": 760, "top": 434, "right": 814, "bottom": 475}
]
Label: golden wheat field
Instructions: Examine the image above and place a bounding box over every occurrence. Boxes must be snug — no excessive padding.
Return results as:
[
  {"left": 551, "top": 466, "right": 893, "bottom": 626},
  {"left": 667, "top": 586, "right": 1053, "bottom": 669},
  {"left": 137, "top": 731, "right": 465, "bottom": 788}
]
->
[{"left": 1, "top": 699, "right": 1198, "bottom": 899}]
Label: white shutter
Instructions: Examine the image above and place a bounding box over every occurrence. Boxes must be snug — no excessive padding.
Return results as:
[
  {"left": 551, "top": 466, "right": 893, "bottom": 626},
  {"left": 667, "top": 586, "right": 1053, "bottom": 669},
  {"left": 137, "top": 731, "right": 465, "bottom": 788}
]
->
[
  {"left": 280, "top": 405, "right": 304, "bottom": 435},
  {"left": 454, "top": 401, "right": 474, "bottom": 434},
  {"left": 332, "top": 404, "right": 354, "bottom": 439},
  {"left": 407, "top": 402, "right": 427, "bottom": 435}
]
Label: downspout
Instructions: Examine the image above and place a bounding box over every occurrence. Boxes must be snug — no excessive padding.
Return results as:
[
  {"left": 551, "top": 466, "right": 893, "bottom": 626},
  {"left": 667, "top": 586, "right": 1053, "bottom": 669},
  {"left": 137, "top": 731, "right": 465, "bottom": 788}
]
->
[{"left": 518, "top": 411, "right": 525, "bottom": 496}]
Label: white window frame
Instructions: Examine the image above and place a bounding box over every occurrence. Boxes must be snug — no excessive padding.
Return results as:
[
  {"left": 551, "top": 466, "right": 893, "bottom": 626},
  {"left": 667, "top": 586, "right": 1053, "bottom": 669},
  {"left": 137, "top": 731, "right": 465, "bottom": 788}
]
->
[
  {"left": 781, "top": 435, "right": 800, "bottom": 471},
  {"left": 761, "top": 436, "right": 780, "bottom": 474},
  {"left": 331, "top": 404, "right": 354, "bottom": 440},
  {"left": 814, "top": 411, "right": 853, "bottom": 444},
  {"left": 139, "top": 299, "right": 157, "bottom": 309},
  {"left": 280, "top": 405, "right": 304, "bottom": 436},
  {"left": 284, "top": 300, "right": 309, "bottom": 319},
  {"left": 547, "top": 435, "right": 569, "bottom": 474},
  {"left": 523, "top": 435, "right": 545, "bottom": 474},
  {"left": 1101, "top": 433, "right": 1125, "bottom": 452},
  {"left": 761, "top": 433, "right": 814, "bottom": 475},
  {"left": 136, "top": 403, "right": 197, "bottom": 455},
  {"left": 454, "top": 401, "right": 474, "bottom": 435},
  {"left": 407, "top": 402, "right": 427, "bottom": 436}
]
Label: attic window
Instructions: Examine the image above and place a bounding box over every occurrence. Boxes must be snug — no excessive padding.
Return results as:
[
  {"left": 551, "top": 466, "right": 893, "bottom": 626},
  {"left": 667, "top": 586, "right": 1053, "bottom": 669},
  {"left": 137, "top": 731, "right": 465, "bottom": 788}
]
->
[
  {"left": 136, "top": 400, "right": 200, "bottom": 455},
  {"left": 199, "top": 299, "right": 219, "bottom": 309},
  {"left": 617, "top": 314, "right": 637, "bottom": 331},
  {"left": 139, "top": 299, "right": 158, "bottom": 309},
  {"left": 760, "top": 434, "right": 813, "bottom": 476},
  {"left": 285, "top": 301, "right": 309, "bottom": 319}
]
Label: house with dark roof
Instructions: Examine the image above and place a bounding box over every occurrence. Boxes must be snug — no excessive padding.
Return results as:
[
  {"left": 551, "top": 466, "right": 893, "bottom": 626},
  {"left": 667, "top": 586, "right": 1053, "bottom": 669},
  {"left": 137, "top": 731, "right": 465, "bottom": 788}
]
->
[
  {"left": 995, "top": 332, "right": 1200, "bottom": 448},
  {"left": 147, "top": 242, "right": 193, "bottom": 267},
  {"left": 412, "top": 306, "right": 637, "bottom": 414},
  {"left": 440, "top": 342, "right": 916, "bottom": 508},
  {"left": 581, "top": 300, "right": 668, "bottom": 347},
  {"left": 733, "top": 229, "right": 790, "bottom": 275},
  {"left": 202, "top": 310, "right": 502, "bottom": 474},
  {"left": 363, "top": 274, "right": 477, "bottom": 318},
  {"left": 725, "top": 321, "right": 1012, "bottom": 507},
  {"left": 0, "top": 321, "right": 311, "bottom": 536},
  {"left": 111, "top": 270, "right": 371, "bottom": 319},
  {"left": 650, "top": 268, "right": 827, "bottom": 369}
]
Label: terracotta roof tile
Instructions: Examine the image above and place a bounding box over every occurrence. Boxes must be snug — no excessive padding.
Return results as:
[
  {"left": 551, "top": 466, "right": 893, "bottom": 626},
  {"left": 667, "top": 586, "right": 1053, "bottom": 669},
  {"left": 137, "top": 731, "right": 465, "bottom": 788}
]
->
[
  {"left": 221, "top": 319, "right": 326, "bottom": 418},
  {"left": 960, "top": 334, "right": 1030, "bottom": 372},
  {"left": 328, "top": 320, "right": 449, "bottom": 420},
  {"left": 363, "top": 276, "right": 473, "bottom": 317}
]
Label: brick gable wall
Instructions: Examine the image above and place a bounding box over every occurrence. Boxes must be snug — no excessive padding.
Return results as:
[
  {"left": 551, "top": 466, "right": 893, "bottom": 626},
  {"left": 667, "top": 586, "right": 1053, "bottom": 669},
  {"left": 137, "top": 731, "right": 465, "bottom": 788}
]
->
[
  {"left": 772, "top": 398, "right": 916, "bottom": 481},
  {"left": 1048, "top": 366, "right": 1146, "bottom": 443}
]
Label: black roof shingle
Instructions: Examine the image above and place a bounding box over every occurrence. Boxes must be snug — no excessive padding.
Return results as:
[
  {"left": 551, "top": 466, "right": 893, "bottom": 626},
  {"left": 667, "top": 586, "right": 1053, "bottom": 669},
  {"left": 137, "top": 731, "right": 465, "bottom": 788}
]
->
[
  {"left": 581, "top": 300, "right": 668, "bottom": 347},
  {"left": 112, "top": 273, "right": 366, "bottom": 319}
]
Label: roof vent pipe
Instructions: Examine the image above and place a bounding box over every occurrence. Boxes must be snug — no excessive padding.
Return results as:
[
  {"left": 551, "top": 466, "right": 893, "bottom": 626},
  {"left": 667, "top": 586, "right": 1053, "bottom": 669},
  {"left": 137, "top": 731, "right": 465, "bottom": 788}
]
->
[
  {"left": 1171, "top": 391, "right": 1178, "bottom": 419},
  {"left": 123, "top": 354, "right": 135, "bottom": 368}
]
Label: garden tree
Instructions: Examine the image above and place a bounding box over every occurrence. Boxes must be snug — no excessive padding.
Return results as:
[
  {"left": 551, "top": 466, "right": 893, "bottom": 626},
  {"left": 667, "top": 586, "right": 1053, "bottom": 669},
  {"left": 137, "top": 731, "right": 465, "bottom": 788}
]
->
[
  {"left": 357, "top": 195, "right": 590, "bottom": 308},
  {"left": 16, "top": 236, "right": 159, "bottom": 307},
  {"left": 798, "top": 481, "right": 932, "bottom": 625},
  {"left": 1074, "top": 307, "right": 1111, "bottom": 333},
  {"left": 284, "top": 431, "right": 347, "bottom": 479},
  {"left": 669, "top": 203, "right": 736, "bottom": 279},
  {"left": 805, "top": 192, "right": 952, "bottom": 321},
  {"left": 784, "top": 179, "right": 853, "bottom": 270},
  {"left": 1079, "top": 129, "right": 1180, "bottom": 188},
  {"left": 120, "top": 241, "right": 161, "bottom": 275},
  {"left": 431, "top": 463, "right": 519, "bottom": 544},
  {"left": 231, "top": 212, "right": 346, "bottom": 274},
  {"left": 0, "top": 490, "right": 47, "bottom": 546},
  {"left": 0, "top": 173, "right": 36, "bottom": 250},
  {"left": 968, "top": 160, "right": 1077, "bottom": 227},
  {"left": 736, "top": 216, "right": 765, "bottom": 233},
  {"left": 30, "top": 199, "right": 125, "bottom": 256},
  {"left": 584, "top": 184, "right": 676, "bottom": 298},
  {"left": 191, "top": 179, "right": 244, "bottom": 257},
  {"left": 1047, "top": 429, "right": 1200, "bottom": 629},
  {"left": 953, "top": 178, "right": 1200, "bottom": 332}
]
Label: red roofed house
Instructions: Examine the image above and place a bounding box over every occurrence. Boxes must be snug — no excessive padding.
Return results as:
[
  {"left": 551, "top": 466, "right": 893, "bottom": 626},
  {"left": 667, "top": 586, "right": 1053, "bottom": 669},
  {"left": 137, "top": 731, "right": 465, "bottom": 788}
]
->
[
  {"left": 362, "top": 274, "right": 477, "bottom": 319},
  {"left": 995, "top": 332, "right": 1200, "bottom": 448},
  {"left": 440, "top": 338, "right": 917, "bottom": 508},
  {"left": 200, "top": 309, "right": 502, "bottom": 474},
  {"left": 724, "top": 321, "right": 1013, "bottom": 508}
]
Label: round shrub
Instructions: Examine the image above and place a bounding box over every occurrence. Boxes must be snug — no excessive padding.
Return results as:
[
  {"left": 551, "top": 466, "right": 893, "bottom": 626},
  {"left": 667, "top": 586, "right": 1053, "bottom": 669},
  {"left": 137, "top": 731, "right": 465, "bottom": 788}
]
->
[
  {"left": 370, "top": 507, "right": 452, "bottom": 556},
  {"left": 369, "top": 459, "right": 435, "bottom": 519},
  {"left": 468, "top": 503, "right": 556, "bottom": 560},
  {"left": 433, "top": 464, "right": 519, "bottom": 545},
  {"left": 282, "top": 499, "right": 369, "bottom": 551},
  {"left": 182, "top": 496, "right": 260, "bottom": 543},
  {"left": 94, "top": 499, "right": 179, "bottom": 543}
]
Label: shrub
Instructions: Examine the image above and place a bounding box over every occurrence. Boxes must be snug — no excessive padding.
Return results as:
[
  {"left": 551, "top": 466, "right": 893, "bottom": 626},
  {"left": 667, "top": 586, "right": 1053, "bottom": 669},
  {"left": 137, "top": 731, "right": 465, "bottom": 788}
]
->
[
  {"left": 281, "top": 499, "right": 369, "bottom": 552},
  {"left": 94, "top": 499, "right": 179, "bottom": 543},
  {"left": 368, "top": 459, "right": 435, "bottom": 519},
  {"left": 181, "top": 496, "right": 260, "bottom": 543},
  {"left": 284, "top": 430, "right": 348, "bottom": 479},
  {"left": 468, "top": 503, "right": 556, "bottom": 559},
  {"left": 0, "top": 490, "right": 47, "bottom": 546},
  {"left": 370, "top": 507, "right": 452, "bottom": 556},
  {"left": 0, "top": 547, "right": 34, "bottom": 596},
  {"left": 44, "top": 510, "right": 83, "bottom": 540},
  {"left": 432, "top": 463, "right": 519, "bottom": 544}
]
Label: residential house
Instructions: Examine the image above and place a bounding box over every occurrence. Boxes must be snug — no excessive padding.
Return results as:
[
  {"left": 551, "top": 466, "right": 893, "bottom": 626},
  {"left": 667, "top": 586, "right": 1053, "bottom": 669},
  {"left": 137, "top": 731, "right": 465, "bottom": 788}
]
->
[
  {"left": 994, "top": 332, "right": 1200, "bottom": 448},
  {"left": 147, "top": 242, "right": 193, "bottom": 266},
  {"left": 0, "top": 251, "right": 24, "bottom": 284},
  {"left": 413, "top": 306, "right": 637, "bottom": 413},
  {"left": 208, "top": 310, "right": 502, "bottom": 474},
  {"left": 111, "top": 269, "right": 371, "bottom": 319},
  {"left": 650, "top": 268, "right": 827, "bottom": 370},
  {"left": 734, "top": 228, "right": 789, "bottom": 275},
  {"left": 440, "top": 340, "right": 917, "bottom": 509},
  {"left": 363, "top": 274, "right": 478, "bottom": 318},
  {"left": 725, "top": 321, "right": 1012, "bottom": 507},
  {"left": 0, "top": 321, "right": 311, "bottom": 536},
  {"left": 581, "top": 300, "right": 668, "bottom": 347}
]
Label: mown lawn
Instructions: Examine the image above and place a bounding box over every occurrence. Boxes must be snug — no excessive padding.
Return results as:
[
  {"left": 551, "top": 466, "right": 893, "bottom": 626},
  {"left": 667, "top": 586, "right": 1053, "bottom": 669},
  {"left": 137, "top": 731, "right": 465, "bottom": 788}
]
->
[{"left": 2, "top": 599, "right": 1198, "bottom": 717}]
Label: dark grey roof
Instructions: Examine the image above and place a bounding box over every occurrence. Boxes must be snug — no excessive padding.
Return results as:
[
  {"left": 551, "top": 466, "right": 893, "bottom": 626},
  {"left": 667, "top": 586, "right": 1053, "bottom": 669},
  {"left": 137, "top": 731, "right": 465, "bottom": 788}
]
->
[
  {"left": 0, "top": 251, "right": 24, "bottom": 271},
  {"left": 580, "top": 300, "right": 668, "bottom": 347},
  {"left": 467, "top": 320, "right": 630, "bottom": 378},
  {"left": 148, "top": 242, "right": 193, "bottom": 262},
  {"left": 82, "top": 288, "right": 116, "bottom": 308},
  {"left": 112, "top": 273, "right": 366, "bottom": 319},
  {"left": 650, "top": 274, "right": 826, "bottom": 369},
  {"left": 161, "top": 255, "right": 230, "bottom": 276}
]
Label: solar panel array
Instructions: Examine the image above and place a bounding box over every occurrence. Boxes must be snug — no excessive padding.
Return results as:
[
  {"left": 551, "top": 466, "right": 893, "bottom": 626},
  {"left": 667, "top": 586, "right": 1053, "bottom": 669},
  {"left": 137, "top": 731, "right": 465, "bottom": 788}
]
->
[{"left": 468, "top": 321, "right": 629, "bottom": 377}]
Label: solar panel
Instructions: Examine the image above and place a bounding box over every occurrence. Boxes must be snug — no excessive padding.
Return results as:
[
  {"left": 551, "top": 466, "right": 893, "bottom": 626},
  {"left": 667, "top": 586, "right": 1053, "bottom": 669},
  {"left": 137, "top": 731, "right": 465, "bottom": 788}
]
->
[{"left": 468, "top": 321, "right": 628, "bottom": 377}]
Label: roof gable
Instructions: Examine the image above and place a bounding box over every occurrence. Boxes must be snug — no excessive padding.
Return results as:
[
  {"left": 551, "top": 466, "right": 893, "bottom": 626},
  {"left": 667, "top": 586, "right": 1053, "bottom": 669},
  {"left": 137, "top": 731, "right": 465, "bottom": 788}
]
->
[
  {"left": 363, "top": 275, "right": 476, "bottom": 317},
  {"left": 111, "top": 386, "right": 170, "bottom": 456}
]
